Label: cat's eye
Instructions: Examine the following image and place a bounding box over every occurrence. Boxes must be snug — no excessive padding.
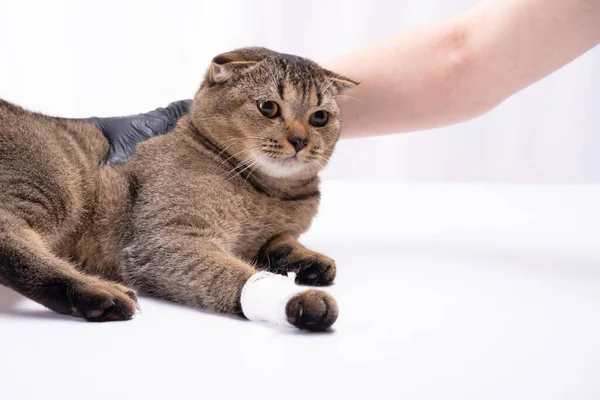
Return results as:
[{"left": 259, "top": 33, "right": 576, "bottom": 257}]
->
[
  {"left": 309, "top": 110, "right": 329, "bottom": 127},
  {"left": 257, "top": 100, "right": 279, "bottom": 118}
]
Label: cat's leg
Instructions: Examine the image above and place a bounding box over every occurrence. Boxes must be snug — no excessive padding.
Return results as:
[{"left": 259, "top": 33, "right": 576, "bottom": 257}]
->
[
  {"left": 0, "top": 212, "right": 138, "bottom": 321},
  {"left": 123, "top": 240, "right": 337, "bottom": 331},
  {"left": 255, "top": 233, "right": 336, "bottom": 286}
]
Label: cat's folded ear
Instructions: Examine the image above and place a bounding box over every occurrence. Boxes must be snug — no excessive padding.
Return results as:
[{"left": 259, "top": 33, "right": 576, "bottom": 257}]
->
[
  {"left": 208, "top": 47, "right": 270, "bottom": 84},
  {"left": 322, "top": 69, "right": 360, "bottom": 93}
]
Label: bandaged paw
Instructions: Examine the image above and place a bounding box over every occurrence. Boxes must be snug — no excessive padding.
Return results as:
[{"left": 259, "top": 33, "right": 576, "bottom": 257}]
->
[
  {"left": 240, "top": 271, "right": 303, "bottom": 327},
  {"left": 240, "top": 271, "right": 339, "bottom": 331}
]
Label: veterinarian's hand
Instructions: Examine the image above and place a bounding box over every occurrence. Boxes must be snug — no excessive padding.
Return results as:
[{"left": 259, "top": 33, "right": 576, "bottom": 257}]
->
[{"left": 80, "top": 99, "right": 192, "bottom": 163}]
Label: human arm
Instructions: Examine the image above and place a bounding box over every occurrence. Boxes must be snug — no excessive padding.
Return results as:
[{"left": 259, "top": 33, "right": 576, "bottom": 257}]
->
[{"left": 325, "top": 0, "right": 600, "bottom": 138}]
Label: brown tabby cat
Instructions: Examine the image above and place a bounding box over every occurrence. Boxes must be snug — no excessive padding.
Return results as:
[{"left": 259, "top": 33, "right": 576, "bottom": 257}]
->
[{"left": 0, "top": 47, "right": 356, "bottom": 331}]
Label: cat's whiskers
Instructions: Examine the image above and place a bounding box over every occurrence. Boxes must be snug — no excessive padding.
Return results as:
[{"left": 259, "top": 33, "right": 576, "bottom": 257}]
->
[
  {"left": 219, "top": 136, "right": 270, "bottom": 144},
  {"left": 312, "top": 147, "right": 339, "bottom": 161},
  {"left": 307, "top": 159, "right": 323, "bottom": 176},
  {"left": 317, "top": 78, "right": 329, "bottom": 94},
  {"left": 215, "top": 137, "right": 269, "bottom": 158},
  {"left": 215, "top": 145, "right": 264, "bottom": 172},
  {"left": 223, "top": 152, "right": 258, "bottom": 178},
  {"left": 310, "top": 153, "right": 331, "bottom": 165},
  {"left": 263, "top": 150, "right": 284, "bottom": 157},
  {"left": 222, "top": 147, "right": 273, "bottom": 179},
  {"left": 319, "top": 78, "right": 336, "bottom": 96},
  {"left": 244, "top": 154, "right": 268, "bottom": 184},
  {"left": 334, "top": 94, "right": 363, "bottom": 104},
  {"left": 222, "top": 153, "right": 252, "bottom": 177},
  {"left": 226, "top": 152, "right": 264, "bottom": 183}
]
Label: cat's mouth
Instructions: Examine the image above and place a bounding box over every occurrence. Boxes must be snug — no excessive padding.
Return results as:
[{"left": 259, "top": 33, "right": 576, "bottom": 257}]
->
[
  {"left": 277, "top": 155, "right": 300, "bottom": 165},
  {"left": 253, "top": 150, "right": 310, "bottom": 178}
]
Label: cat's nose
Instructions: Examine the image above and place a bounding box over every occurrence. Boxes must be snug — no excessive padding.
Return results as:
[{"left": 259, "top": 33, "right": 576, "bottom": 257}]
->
[{"left": 288, "top": 135, "right": 309, "bottom": 153}]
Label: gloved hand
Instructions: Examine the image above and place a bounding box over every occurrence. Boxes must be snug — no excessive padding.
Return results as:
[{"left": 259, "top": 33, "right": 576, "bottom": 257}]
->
[{"left": 78, "top": 99, "right": 192, "bottom": 164}]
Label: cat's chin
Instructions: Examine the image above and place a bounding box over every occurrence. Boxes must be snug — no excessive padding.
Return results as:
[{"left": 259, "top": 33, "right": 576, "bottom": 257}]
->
[{"left": 255, "top": 154, "right": 317, "bottom": 180}]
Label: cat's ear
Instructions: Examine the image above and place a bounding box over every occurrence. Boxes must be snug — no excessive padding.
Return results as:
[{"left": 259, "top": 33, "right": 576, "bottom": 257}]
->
[
  {"left": 322, "top": 69, "right": 360, "bottom": 93},
  {"left": 208, "top": 47, "right": 270, "bottom": 84}
]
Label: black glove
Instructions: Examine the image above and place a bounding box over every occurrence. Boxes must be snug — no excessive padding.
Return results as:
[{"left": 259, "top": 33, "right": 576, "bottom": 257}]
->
[{"left": 78, "top": 99, "right": 192, "bottom": 164}]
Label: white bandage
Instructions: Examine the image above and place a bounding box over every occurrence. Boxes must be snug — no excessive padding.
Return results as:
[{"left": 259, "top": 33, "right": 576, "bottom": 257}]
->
[{"left": 240, "top": 271, "right": 305, "bottom": 327}]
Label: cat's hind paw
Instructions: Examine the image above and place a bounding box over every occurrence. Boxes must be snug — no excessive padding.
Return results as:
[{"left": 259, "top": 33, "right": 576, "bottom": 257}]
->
[{"left": 67, "top": 279, "right": 139, "bottom": 322}]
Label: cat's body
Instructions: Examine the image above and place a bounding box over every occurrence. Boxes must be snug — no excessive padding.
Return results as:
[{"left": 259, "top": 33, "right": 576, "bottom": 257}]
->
[{"left": 0, "top": 47, "right": 356, "bottom": 330}]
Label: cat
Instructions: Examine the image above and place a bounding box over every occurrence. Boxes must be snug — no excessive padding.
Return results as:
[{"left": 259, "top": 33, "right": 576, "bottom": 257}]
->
[{"left": 0, "top": 47, "right": 357, "bottom": 331}]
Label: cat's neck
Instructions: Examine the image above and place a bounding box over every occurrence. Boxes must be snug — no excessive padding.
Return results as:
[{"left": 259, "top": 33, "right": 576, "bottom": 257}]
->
[{"left": 182, "top": 115, "right": 320, "bottom": 202}]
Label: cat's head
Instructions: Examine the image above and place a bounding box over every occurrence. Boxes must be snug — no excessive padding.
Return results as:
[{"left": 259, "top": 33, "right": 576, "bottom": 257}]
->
[{"left": 191, "top": 47, "right": 357, "bottom": 179}]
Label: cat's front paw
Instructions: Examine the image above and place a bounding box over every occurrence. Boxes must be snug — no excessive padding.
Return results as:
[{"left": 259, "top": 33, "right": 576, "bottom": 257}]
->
[
  {"left": 286, "top": 290, "right": 338, "bottom": 331},
  {"left": 294, "top": 255, "right": 336, "bottom": 286}
]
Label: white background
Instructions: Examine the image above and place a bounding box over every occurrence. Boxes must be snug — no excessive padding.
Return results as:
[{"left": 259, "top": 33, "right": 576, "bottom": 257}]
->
[{"left": 0, "top": 0, "right": 598, "bottom": 183}]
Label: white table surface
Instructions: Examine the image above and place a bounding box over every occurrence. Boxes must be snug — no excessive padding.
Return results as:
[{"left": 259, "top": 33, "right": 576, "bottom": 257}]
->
[{"left": 1, "top": 181, "right": 599, "bottom": 400}]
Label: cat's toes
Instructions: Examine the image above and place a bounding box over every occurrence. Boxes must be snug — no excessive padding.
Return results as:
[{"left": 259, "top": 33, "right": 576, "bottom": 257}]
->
[
  {"left": 286, "top": 290, "right": 338, "bottom": 331},
  {"left": 70, "top": 280, "right": 139, "bottom": 322},
  {"left": 295, "top": 257, "right": 336, "bottom": 286}
]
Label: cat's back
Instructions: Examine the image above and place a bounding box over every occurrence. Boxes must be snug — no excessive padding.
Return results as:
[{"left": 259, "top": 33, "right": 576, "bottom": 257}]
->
[
  {"left": 0, "top": 99, "right": 110, "bottom": 238},
  {"left": 0, "top": 99, "right": 108, "bottom": 164},
  {"left": 0, "top": 100, "right": 47, "bottom": 158}
]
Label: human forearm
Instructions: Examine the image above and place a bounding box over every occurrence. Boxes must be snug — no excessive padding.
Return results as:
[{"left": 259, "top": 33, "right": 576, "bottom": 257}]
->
[
  {"left": 466, "top": 0, "right": 600, "bottom": 106},
  {"left": 326, "top": 0, "right": 600, "bottom": 138}
]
